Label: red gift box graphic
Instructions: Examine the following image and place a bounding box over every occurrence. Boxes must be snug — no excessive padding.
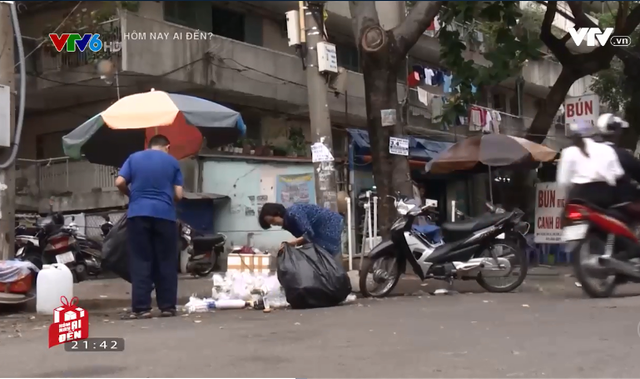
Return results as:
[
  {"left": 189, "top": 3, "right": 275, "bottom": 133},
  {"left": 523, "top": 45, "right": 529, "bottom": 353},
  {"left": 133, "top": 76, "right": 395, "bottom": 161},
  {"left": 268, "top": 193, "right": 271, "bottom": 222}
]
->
[{"left": 48, "top": 296, "right": 89, "bottom": 348}]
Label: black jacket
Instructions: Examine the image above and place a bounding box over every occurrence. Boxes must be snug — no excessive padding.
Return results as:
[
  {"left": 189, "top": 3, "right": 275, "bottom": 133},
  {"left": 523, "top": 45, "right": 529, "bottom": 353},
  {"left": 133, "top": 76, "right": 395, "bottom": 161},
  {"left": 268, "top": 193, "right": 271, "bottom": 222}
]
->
[{"left": 607, "top": 142, "right": 640, "bottom": 202}]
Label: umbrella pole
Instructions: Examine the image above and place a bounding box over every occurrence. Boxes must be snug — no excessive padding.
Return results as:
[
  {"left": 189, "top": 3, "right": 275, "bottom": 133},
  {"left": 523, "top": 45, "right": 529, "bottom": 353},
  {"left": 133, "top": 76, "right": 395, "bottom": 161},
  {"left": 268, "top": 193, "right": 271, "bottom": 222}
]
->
[
  {"left": 488, "top": 166, "right": 494, "bottom": 204},
  {"left": 115, "top": 70, "right": 121, "bottom": 100}
]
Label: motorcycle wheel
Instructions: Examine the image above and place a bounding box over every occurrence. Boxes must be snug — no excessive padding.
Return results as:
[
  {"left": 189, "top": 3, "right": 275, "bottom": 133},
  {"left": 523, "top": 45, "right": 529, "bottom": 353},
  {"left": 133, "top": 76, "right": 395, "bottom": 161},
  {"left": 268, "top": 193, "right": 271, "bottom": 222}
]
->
[
  {"left": 73, "top": 264, "right": 89, "bottom": 283},
  {"left": 476, "top": 238, "right": 528, "bottom": 293},
  {"left": 359, "top": 253, "right": 401, "bottom": 298},
  {"left": 572, "top": 232, "right": 617, "bottom": 298}
]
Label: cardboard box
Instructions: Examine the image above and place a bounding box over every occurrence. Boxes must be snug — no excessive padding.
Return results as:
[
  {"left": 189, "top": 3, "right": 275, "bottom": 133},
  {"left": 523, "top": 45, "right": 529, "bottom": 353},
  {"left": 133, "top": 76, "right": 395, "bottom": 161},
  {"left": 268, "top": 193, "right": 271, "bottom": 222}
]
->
[{"left": 227, "top": 254, "right": 271, "bottom": 274}]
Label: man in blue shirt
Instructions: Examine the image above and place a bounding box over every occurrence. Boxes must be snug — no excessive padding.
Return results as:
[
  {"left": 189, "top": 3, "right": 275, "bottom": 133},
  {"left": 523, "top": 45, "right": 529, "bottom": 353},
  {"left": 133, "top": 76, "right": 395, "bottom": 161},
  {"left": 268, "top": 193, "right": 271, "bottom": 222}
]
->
[{"left": 115, "top": 134, "right": 184, "bottom": 319}]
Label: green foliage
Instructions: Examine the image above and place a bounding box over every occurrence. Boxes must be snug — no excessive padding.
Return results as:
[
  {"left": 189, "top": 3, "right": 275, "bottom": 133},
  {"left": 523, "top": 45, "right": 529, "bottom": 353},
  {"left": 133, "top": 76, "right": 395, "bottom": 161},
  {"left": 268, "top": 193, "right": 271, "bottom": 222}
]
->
[
  {"left": 436, "top": 1, "right": 542, "bottom": 124},
  {"left": 590, "top": 10, "right": 640, "bottom": 113}
]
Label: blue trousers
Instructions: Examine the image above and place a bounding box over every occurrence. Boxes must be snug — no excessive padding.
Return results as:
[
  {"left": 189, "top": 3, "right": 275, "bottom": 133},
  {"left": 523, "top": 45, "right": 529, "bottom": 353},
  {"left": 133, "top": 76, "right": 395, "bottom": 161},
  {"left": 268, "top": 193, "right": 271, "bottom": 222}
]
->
[{"left": 127, "top": 216, "right": 178, "bottom": 312}]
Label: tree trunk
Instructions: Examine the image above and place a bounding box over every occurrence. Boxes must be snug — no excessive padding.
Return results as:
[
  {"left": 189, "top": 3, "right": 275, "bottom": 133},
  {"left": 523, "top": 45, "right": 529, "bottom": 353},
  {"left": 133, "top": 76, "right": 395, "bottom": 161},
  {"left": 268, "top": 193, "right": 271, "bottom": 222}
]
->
[
  {"left": 360, "top": 27, "right": 413, "bottom": 238},
  {"left": 525, "top": 68, "right": 578, "bottom": 144}
]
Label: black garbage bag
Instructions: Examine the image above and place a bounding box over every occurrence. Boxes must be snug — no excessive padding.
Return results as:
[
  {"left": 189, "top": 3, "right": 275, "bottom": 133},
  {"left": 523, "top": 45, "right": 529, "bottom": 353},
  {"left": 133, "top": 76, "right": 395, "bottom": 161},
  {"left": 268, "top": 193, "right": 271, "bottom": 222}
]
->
[
  {"left": 277, "top": 243, "right": 352, "bottom": 309},
  {"left": 101, "top": 214, "right": 131, "bottom": 283}
]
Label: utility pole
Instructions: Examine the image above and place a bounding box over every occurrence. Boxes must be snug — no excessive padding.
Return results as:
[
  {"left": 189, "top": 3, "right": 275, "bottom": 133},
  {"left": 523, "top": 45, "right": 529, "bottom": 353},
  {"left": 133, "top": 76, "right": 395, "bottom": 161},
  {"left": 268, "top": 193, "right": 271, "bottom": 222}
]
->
[
  {"left": 301, "top": 1, "right": 338, "bottom": 212},
  {"left": 0, "top": 2, "right": 16, "bottom": 260}
]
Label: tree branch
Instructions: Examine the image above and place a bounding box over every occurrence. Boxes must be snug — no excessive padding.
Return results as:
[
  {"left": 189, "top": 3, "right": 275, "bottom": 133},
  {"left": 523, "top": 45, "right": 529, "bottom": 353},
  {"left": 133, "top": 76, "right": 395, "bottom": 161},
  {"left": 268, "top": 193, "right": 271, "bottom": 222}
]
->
[
  {"left": 349, "top": 1, "right": 380, "bottom": 41},
  {"left": 565, "top": 1, "right": 598, "bottom": 28},
  {"left": 392, "top": 1, "right": 443, "bottom": 55},
  {"left": 539, "top": 1, "right": 574, "bottom": 64}
]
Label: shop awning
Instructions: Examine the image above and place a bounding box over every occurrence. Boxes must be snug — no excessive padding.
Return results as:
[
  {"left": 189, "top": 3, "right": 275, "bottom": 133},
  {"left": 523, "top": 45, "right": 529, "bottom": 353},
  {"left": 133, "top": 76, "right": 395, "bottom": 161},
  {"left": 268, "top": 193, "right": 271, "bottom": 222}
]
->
[{"left": 347, "top": 128, "right": 453, "bottom": 161}]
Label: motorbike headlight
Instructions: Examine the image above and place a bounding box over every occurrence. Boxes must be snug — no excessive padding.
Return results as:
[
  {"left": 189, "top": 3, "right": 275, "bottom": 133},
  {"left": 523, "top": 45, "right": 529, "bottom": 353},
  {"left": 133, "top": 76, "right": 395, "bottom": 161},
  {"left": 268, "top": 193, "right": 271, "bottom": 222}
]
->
[{"left": 397, "top": 204, "right": 410, "bottom": 215}]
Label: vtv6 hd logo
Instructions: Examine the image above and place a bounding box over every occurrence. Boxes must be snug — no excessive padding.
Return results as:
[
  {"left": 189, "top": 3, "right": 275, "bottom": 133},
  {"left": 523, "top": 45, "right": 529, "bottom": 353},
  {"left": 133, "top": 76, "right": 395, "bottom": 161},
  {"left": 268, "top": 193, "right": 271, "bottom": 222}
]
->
[
  {"left": 49, "top": 33, "right": 122, "bottom": 53},
  {"left": 568, "top": 28, "right": 631, "bottom": 47}
]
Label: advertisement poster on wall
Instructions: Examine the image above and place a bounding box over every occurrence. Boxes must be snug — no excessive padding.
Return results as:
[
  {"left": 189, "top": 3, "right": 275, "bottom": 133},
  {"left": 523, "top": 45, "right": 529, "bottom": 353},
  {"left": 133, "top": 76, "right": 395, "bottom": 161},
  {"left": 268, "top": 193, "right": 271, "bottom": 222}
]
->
[
  {"left": 276, "top": 173, "right": 315, "bottom": 208},
  {"left": 534, "top": 182, "right": 567, "bottom": 243}
]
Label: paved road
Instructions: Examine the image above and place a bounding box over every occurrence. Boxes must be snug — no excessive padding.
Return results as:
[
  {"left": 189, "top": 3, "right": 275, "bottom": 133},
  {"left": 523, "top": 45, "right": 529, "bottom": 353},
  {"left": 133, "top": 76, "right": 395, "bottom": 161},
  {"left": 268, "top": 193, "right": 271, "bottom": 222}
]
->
[{"left": 3, "top": 284, "right": 640, "bottom": 378}]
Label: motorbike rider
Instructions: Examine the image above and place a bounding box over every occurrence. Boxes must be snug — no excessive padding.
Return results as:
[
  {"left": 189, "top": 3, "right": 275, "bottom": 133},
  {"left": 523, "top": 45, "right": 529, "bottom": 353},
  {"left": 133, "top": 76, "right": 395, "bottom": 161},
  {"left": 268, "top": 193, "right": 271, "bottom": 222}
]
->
[
  {"left": 557, "top": 120, "right": 624, "bottom": 209},
  {"left": 595, "top": 113, "right": 640, "bottom": 217}
]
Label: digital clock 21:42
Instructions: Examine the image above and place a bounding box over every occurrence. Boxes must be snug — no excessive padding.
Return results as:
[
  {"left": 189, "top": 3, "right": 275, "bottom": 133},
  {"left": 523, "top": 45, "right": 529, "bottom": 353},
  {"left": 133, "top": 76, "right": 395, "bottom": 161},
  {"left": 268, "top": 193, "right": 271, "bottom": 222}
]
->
[{"left": 65, "top": 338, "right": 125, "bottom": 352}]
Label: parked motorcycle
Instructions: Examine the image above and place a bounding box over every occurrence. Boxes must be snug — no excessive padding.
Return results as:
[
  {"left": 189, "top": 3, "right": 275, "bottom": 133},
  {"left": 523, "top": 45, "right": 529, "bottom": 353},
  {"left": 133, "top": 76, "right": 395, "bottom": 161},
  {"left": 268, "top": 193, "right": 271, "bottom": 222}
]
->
[
  {"left": 562, "top": 200, "right": 640, "bottom": 298},
  {"left": 15, "top": 225, "right": 44, "bottom": 269},
  {"left": 68, "top": 216, "right": 113, "bottom": 277},
  {"left": 179, "top": 222, "right": 226, "bottom": 277},
  {"left": 359, "top": 195, "right": 529, "bottom": 297},
  {"left": 32, "top": 213, "right": 90, "bottom": 283}
]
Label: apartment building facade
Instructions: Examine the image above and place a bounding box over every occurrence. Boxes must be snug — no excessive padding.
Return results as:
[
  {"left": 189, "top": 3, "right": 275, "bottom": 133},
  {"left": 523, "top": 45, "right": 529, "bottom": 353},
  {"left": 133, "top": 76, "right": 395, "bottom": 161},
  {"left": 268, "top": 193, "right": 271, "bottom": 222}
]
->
[{"left": 14, "top": 1, "right": 592, "bottom": 218}]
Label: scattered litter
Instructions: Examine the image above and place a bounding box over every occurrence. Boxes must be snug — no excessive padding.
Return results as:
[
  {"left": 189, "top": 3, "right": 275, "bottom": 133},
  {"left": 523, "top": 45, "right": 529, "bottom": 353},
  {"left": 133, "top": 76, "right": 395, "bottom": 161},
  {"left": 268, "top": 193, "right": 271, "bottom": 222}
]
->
[
  {"left": 294, "top": 322, "right": 300, "bottom": 326},
  {"left": 420, "top": 283, "right": 429, "bottom": 287},
  {"left": 522, "top": 304, "right": 530, "bottom": 308},
  {"left": 483, "top": 300, "right": 490, "bottom": 303},
  {"left": 512, "top": 350, "right": 520, "bottom": 355},
  {"left": 185, "top": 272, "right": 357, "bottom": 314},
  {"left": 194, "top": 320, "right": 202, "bottom": 324},
  {"left": 99, "top": 295, "right": 108, "bottom": 298},
  {"left": 29, "top": 316, "right": 35, "bottom": 320},
  {"left": 433, "top": 289, "right": 450, "bottom": 295},
  {"left": 575, "top": 282, "right": 582, "bottom": 288}
]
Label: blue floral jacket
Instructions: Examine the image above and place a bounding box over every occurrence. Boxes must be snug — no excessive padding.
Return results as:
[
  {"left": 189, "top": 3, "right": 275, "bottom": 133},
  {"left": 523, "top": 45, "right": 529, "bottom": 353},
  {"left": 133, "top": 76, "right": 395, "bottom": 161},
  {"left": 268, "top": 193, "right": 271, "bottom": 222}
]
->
[{"left": 283, "top": 203, "right": 343, "bottom": 256}]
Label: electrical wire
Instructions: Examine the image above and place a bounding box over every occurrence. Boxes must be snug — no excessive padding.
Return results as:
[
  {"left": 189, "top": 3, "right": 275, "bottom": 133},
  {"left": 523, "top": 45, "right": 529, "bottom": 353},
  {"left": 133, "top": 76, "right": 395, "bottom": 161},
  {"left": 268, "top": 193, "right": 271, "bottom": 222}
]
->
[
  {"left": 1, "top": 2, "right": 26, "bottom": 169},
  {"left": 15, "top": 1, "right": 83, "bottom": 68},
  {"left": 26, "top": 56, "right": 207, "bottom": 88}
]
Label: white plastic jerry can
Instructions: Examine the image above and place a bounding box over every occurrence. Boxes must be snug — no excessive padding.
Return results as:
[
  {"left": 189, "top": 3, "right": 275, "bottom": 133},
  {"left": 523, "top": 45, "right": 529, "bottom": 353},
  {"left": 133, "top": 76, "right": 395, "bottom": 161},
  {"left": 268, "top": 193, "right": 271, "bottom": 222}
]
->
[{"left": 36, "top": 264, "right": 74, "bottom": 315}]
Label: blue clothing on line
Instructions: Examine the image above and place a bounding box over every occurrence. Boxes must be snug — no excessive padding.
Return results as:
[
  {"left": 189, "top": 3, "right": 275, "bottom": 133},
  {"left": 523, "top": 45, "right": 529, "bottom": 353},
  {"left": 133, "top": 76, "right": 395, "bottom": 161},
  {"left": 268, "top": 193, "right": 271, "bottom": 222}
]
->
[
  {"left": 118, "top": 149, "right": 184, "bottom": 222},
  {"left": 283, "top": 203, "right": 344, "bottom": 256}
]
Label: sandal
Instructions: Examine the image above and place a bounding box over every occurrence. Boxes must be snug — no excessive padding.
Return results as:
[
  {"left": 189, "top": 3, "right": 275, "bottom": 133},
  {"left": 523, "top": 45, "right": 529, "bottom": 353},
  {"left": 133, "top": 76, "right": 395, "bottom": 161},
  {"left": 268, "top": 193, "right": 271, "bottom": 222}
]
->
[
  {"left": 120, "top": 311, "right": 152, "bottom": 320},
  {"left": 160, "top": 309, "right": 177, "bottom": 317}
]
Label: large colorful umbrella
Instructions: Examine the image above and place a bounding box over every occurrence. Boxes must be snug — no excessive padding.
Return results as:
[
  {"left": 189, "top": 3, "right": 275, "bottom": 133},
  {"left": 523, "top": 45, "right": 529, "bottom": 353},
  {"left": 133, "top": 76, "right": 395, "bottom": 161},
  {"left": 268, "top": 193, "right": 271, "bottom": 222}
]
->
[
  {"left": 62, "top": 90, "right": 246, "bottom": 167},
  {"left": 426, "top": 134, "right": 557, "bottom": 203},
  {"left": 425, "top": 134, "right": 557, "bottom": 174}
]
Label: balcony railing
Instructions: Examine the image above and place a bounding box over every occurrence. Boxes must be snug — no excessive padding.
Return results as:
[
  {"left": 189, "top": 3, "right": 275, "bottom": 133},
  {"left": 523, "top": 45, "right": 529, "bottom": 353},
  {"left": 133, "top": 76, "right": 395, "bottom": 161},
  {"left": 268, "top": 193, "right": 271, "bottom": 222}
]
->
[
  {"left": 16, "top": 157, "right": 119, "bottom": 198},
  {"left": 15, "top": 18, "right": 121, "bottom": 75}
]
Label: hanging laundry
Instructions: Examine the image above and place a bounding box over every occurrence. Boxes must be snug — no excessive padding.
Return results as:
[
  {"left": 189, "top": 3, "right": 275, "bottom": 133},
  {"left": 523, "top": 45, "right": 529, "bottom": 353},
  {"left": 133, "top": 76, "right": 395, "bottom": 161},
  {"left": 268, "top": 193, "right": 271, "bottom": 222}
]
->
[
  {"left": 427, "top": 16, "right": 440, "bottom": 31},
  {"left": 424, "top": 68, "right": 435, "bottom": 85},
  {"left": 490, "top": 110, "right": 502, "bottom": 134},
  {"left": 443, "top": 74, "right": 452, "bottom": 94},
  {"left": 430, "top": 96, "right": 444, "bottom": 121},
  {"left": 412, "top": 65, "right": 425, "bottom": 81},
  {"left": 417, "top": 87, "right": 430, "bottom": 107},
  {"left": 432, "top": 70, "right": 444, "bottom": 86},
  {"left": 408, "top": 71, "right": 420, "bottom": 87},
  {"left": 482, "top": 110, "right": 493, "bottom": 134},
  {"left": 468, "top": 106, "right": 485, "bottom": 132}
]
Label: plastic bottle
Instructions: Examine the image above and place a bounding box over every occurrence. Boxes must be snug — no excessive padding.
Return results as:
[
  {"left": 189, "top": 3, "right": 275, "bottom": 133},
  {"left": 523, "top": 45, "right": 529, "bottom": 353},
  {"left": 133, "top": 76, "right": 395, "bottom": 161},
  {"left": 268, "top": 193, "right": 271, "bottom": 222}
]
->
[
  {"left": 36, "top": 264, "right": 73, "bottom": 315},
  {"left": 213, "top": 299, "right": 247, "bottom": 309}
]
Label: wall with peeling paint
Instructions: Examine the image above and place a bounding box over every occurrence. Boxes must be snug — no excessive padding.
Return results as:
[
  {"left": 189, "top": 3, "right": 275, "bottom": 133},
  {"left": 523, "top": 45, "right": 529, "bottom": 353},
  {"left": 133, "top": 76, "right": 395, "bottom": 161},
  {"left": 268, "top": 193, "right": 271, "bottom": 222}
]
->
[{"left": 201, "top": 158, "right": 315, "bottom": 253}]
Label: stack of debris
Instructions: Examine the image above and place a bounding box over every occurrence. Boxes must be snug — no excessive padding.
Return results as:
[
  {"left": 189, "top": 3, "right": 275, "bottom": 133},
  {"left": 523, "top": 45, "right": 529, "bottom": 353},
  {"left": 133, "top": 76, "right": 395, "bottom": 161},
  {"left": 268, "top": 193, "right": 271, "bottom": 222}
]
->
[{"left": 184, "top": 271, "right": 356, "bottom": 313}]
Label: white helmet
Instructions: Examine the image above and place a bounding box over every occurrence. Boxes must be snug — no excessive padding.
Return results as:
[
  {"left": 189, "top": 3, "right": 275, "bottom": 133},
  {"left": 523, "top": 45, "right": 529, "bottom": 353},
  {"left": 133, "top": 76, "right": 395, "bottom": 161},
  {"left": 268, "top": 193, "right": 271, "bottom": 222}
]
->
[{"left": 596, "top": 113, "right": 628, "bottom": 135}]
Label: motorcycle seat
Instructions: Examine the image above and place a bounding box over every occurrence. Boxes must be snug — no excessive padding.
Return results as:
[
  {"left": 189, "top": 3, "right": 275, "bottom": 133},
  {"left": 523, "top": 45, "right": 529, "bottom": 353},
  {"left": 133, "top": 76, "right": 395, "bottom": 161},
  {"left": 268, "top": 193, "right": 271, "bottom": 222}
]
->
[
  {"left": 192, "top": 234, "right": 225, "bottom": 250},
  {"left": 441, "top": 212, "right": 513, "bottom": 234}
]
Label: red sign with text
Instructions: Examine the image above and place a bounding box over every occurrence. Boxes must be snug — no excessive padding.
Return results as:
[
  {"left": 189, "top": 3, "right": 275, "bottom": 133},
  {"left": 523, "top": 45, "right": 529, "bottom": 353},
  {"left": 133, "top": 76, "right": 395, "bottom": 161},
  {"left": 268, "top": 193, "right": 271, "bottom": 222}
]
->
[
  {"left": 534, "top": 183, "right": 567, "bottom": 243},
  {"left": 48, "top": 296, "right": 89, "bottom": 348}
]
